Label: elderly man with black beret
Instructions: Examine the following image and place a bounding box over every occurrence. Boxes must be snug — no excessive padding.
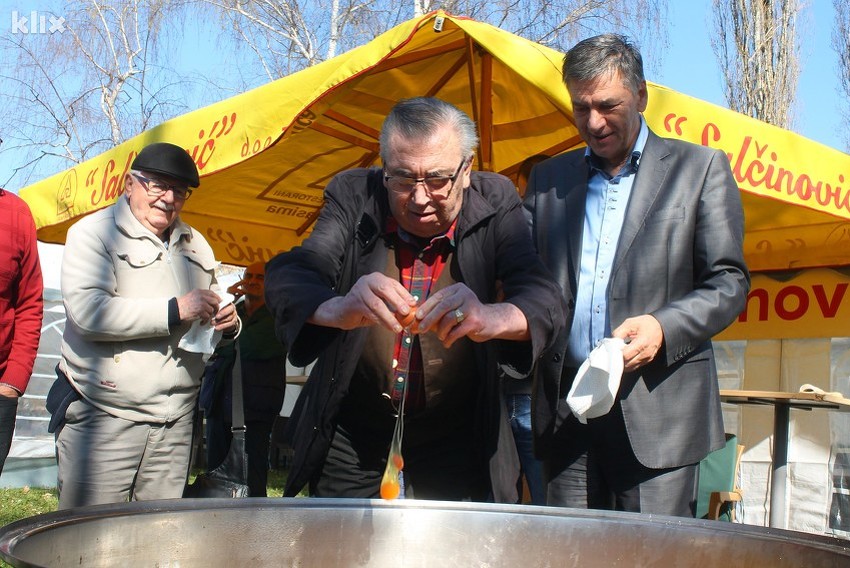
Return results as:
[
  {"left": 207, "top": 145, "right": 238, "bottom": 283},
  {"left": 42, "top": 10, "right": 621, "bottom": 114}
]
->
[{"left": 49, "top": 142, "right": 239, "bottom": 508}]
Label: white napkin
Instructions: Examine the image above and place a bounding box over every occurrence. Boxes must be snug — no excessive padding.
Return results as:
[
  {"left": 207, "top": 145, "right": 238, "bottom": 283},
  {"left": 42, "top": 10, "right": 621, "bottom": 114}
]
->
[
  {"left": 799, "top": 384, "right": 842, "bottom": 396},
  {"left": 566, "top": 337, "right": 626, "bottom": 424},
  {"left": 177, "top": 293, "right": 234, "bottom": 362}
]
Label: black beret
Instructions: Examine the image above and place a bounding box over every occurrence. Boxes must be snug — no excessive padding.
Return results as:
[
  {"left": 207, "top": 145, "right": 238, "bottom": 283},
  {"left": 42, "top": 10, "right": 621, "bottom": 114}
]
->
[{"left": 131, "top": 142, "right": 200, "bottom": 188}]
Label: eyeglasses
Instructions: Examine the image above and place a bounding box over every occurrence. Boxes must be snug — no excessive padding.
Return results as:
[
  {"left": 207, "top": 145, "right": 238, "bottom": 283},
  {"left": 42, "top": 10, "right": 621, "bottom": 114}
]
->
[
  {"left": 132, "top": 172, "right": 192, "bottom": 200},
  {"left": 383, "top": 157, "right": 468, "bottom": 198}
]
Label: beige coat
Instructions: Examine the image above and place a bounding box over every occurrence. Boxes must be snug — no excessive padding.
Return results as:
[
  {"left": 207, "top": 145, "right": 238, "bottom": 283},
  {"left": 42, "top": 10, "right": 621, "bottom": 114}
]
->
[{"left": 60, "top": 196, "right": 220, "bottom": 423}]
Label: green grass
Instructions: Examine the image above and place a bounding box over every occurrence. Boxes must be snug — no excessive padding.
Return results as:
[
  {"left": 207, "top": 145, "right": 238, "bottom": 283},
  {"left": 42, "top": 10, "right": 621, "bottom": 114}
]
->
[
  {"left": 0, "top": 468, "right": 291, "bottom": 567},
  {"left": 0, "top": 485, "right": 58, "bottom": 528},
  {"left": 265, "top": 467, "right": 287, "bottom": 497},
  {"left": 186, "top": 466, "right": 289, "bottom": 497},
  {"left": 0, "top": 486, "right": 58, "bottom": 568}
]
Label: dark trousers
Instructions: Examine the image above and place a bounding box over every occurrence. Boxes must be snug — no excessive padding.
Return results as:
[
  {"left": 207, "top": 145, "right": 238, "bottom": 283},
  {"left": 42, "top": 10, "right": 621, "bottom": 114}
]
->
[
  {"left": 313, "top": 421, "right": 489, "bottom": 501},
  {"left": 544, "top": 402, "right": 699, "bottom": 517},
  {"left": 0, "top": 395, "right": 18, "bottom": 476},
  {"left": 206, "top": 417, "right": 275, "bottom": 497}
]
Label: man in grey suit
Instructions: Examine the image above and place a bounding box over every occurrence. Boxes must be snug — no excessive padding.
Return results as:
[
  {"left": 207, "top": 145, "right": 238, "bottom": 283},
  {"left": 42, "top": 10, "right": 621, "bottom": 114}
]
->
[{"left": 524, "top": 34, "right": 750, "bottom": 517}]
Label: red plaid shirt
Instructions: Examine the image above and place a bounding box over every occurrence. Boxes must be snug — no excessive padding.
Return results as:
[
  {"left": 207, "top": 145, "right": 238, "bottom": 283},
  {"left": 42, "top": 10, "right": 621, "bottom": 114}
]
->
[{"left": 387, "top": 218, "right": 457, "bottom": 414}]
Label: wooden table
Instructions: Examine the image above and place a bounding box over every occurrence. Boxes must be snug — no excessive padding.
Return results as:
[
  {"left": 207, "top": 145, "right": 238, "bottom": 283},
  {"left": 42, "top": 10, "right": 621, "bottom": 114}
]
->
[{"left": 719, "top": 389, "right": 850, "bottom": 528}]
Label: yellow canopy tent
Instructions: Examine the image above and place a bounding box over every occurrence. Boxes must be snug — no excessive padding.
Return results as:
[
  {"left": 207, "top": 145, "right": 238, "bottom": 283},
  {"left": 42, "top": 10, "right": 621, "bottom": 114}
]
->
[{"left": 20, "top": 11, "right": 850, "bottom": 276}]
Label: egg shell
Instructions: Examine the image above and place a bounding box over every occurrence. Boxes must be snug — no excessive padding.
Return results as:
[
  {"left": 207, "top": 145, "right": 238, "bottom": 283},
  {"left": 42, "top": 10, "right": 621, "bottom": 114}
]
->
[{"left": 395, "top": 306, "right": 417, "bottom": 328}]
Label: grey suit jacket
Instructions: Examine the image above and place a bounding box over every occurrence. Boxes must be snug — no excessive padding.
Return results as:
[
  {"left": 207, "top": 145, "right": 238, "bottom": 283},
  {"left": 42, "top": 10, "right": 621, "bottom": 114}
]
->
[{"left": 524, "top": 128, "right": 750, "bottom": 469}]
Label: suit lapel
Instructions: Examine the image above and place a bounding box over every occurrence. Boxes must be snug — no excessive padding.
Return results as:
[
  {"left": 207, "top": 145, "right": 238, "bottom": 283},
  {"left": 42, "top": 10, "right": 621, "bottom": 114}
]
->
[
  {"left": 613, "top": 130, "right": 670, "bottom": 271},
  {"left": 564, "top": 155, "right": 588, "bottom": 294}
]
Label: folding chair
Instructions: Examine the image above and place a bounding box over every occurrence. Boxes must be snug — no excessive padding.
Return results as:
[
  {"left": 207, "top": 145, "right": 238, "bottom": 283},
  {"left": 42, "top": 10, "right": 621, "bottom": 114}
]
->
[{"left": 697, "top": 433, "right": 744, "bottom": 521}]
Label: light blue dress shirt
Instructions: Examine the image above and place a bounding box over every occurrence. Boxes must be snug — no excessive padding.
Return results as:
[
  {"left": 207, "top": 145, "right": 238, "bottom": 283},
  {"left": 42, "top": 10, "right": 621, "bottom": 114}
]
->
[{"left": 566, "top": 118, "right": 649, "bottom": 368}]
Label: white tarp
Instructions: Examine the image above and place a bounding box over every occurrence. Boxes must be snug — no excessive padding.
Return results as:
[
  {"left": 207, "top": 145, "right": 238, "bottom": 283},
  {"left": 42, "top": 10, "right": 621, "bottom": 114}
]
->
[{"left": 714, "top": 337, "right": 850, "bottom": 535}]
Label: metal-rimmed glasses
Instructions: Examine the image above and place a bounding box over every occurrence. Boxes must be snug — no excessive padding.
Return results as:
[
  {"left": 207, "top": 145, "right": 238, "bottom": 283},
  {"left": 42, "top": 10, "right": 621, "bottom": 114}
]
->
[
  {"left": 132, "top": 172, "right": 192, "bottom": 200},
  {"left": 383, "top": 157, "right": 469, "bottom": 199}
]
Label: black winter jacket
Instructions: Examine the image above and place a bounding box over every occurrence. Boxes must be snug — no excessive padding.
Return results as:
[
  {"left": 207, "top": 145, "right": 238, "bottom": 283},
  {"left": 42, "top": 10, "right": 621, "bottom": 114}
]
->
[{"left": 265, "top": 167, "right": 565, "bottom": 500}]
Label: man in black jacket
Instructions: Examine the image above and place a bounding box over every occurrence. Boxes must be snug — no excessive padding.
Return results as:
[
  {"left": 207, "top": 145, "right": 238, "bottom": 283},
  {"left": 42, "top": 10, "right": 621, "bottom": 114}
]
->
[{"left": 265, "top": 97, "right": 565, "bottom": 502}]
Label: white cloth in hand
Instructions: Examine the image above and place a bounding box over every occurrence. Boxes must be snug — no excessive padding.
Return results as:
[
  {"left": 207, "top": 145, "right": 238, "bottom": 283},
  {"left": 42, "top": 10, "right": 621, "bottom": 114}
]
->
[
  {"left": 177, "top": 293, "right": 234, "bottom": 362},
  {"left": 566, "top": 338, "right": 626, "bottom": 424}
]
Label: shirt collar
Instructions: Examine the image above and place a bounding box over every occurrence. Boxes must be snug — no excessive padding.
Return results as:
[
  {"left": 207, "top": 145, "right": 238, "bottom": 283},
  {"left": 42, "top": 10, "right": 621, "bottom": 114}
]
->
[{"left": 385, "top": 217, "right": 457, "bottom": 250}]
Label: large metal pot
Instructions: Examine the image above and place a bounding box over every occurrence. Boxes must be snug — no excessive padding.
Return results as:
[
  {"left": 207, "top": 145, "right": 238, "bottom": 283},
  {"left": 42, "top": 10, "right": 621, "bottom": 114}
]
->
[{"left": 2, "top": 499, "right": 849, "bottom": 567}]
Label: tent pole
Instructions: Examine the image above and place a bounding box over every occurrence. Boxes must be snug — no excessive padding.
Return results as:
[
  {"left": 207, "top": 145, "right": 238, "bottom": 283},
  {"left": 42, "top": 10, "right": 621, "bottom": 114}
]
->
[
  {"left": 479, "top": 52, "right": 493, "bottom": 171},
  {"left": 464, "top": 36, "right": 480, "bottom": 166}
]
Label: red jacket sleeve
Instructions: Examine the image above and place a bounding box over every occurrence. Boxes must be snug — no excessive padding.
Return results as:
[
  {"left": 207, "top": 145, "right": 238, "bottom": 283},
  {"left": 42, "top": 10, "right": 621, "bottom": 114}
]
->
[{"left": 0, "top": 193, "right": 44, "bottom": 394}]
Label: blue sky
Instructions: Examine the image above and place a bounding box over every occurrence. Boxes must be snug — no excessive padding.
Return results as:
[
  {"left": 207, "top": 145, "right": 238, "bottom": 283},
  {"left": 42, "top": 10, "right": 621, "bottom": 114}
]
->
[
  {"left": 1, "top": 1, "right": 846, "bottom": 191},
  {"left": 655, "top": 1, "right": 845, "bottom": 152}
]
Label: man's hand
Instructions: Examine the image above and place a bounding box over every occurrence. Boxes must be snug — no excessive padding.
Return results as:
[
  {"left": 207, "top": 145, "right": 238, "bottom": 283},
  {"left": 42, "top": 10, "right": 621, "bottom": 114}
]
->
[
  {"left": 212, "top": 301, "right": 239, "bottom": 333},
  {"left": 226, "top": 280, "right": 246, "bottom": 300},
  {"left": 177, "top": 289, "right": 221, "bottom": 324},
  {"left": 309, "top": 272, "right": 416, "bottom": 332},
  {"left": 0, "top": 385, "right": 20, "bottom": 398},
  {"left": 612, "top": 314, "right": 664, "bottom": 372},
  {"left": 415, "top": 283, "right": 529, "bottom": 348}
]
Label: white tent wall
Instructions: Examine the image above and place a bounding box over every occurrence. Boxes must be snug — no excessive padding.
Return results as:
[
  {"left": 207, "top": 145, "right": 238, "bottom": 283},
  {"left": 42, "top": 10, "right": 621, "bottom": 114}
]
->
[
  {"left": 714, "top": 337, "right": 850, "bottom": 535},
  {"left": 0, "top": 297, "right": 64, "bottom": 488},
  {"left": 828, "top": 339, "right": 850, "bottom": 536}
]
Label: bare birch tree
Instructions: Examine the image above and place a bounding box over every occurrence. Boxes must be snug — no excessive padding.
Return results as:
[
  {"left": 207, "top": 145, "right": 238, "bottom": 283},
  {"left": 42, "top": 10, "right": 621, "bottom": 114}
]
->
[
  {"left": 0, "top": 1, "right": 185, "bottom": 187},
  {"left": 710, "top": 0, "right": 800, "bottom": 128},
  {"left": 205, "top": 0, "right": 669, "bottom": 83},
  {"left": 834, "top": 0, "right": 850, "bottom": 148}
]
